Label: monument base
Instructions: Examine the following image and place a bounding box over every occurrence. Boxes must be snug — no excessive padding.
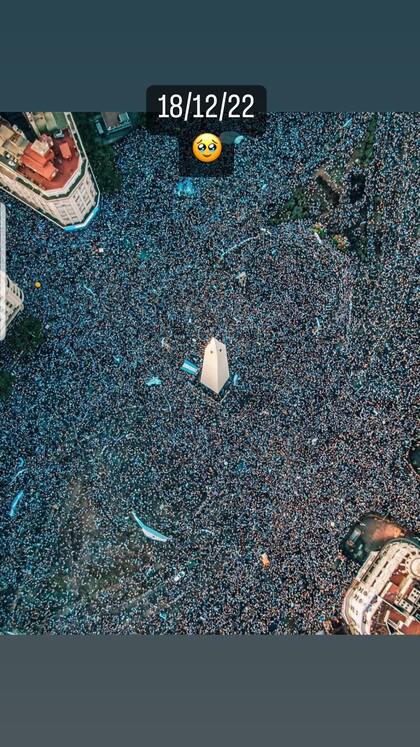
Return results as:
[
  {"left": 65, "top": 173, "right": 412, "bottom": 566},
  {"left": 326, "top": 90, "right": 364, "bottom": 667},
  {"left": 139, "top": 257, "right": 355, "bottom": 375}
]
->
[{"left": 193, "top": 379, "right": 231, "bottom": 406}]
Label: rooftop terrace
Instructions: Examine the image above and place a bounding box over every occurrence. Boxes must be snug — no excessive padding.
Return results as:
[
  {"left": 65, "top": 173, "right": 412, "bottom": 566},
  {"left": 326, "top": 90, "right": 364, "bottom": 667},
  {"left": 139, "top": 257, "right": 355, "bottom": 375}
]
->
[
  {"left": 373, "top": 552, "right": 420, "bottom": 635},
  {"left": 18, "top": 129, "right": 80, "bottom": 191}
]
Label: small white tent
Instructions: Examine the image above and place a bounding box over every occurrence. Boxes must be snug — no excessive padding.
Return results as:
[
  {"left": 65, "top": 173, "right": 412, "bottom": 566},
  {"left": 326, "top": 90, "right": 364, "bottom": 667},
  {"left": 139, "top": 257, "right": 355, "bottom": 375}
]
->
[{"left": 200, "top": 337, "right": 230, "bottom": 395}]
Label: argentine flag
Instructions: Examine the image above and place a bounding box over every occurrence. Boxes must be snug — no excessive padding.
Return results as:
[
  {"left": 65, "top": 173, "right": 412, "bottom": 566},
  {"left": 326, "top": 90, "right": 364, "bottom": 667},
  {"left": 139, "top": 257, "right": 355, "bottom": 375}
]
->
[
  {"left": 10, "top": 490, "right": 24, "bottom": 518},
  {"left": 132, "top": 510, "right": 171, "bottom": 542},
  {"left": 180, "top": 359, "right": 199, "bottom": 376}
]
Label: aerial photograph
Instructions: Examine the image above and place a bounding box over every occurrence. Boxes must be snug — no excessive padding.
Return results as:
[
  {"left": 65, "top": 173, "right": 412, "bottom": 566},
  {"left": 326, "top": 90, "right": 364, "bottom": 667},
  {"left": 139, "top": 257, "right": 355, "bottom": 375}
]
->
[{"left": 0, "top": 110, "right": 419, "bottom": 635}]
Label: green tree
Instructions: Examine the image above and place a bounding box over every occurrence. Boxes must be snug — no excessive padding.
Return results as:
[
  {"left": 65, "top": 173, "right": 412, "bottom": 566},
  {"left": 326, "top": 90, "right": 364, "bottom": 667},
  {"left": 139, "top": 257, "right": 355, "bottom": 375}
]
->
[
  {"left": 354, "top": 114, "right": 378, "bottom": 166},
  {"left": 0, "top": 370, "right": 15, "bottom": 400},
  {"left": 73, "top": 112, "right": 122, "bottom": 194},
  {"left": 133, "top": 112, "right": 147, "bottom": 128},
  {"left": 9, "top": 316, "right": 45, "bottom": 353}
]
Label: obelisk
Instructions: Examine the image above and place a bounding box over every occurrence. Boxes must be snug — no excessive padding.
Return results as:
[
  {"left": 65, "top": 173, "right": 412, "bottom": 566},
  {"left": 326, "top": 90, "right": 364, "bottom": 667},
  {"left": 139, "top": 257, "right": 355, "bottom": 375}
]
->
[{"left": 200, "top": 337, "right": 230, "bottom": 395}]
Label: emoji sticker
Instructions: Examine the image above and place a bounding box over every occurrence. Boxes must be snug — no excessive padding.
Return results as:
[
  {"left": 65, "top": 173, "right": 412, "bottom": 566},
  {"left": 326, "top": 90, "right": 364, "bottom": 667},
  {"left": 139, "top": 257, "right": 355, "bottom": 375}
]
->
[{"left": 192, "top": 133, "right": 222, "bottom": 163}]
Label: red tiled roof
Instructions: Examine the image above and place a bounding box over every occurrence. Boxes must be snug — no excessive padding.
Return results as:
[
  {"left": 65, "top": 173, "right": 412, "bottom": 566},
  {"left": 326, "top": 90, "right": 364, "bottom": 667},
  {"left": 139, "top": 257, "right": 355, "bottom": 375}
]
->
[
  {"left": 18, "top": 129, "right": 80, "bottom": 190},
  {"left": 59, "top": 142, "right": 71, "bottom": 159},
  {"left": 22, "top": 143, "right": 54, "bottom": 165},
  {"left": 21, "top": 147, "right": 57, "bottom": 181}
]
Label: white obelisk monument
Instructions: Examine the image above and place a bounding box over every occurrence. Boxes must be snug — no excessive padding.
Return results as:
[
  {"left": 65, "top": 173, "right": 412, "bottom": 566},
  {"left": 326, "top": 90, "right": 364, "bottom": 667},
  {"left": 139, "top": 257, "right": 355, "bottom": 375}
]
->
[{"left": 200, "top": 337, "right": 230, "bottom": 395}]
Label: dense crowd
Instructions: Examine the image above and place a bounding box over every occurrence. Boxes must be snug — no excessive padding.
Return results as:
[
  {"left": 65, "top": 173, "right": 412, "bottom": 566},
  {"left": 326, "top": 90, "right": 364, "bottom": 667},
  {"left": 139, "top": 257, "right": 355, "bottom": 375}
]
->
[{"left": 0, "top": 112, "right": 418, "bottom": 634}]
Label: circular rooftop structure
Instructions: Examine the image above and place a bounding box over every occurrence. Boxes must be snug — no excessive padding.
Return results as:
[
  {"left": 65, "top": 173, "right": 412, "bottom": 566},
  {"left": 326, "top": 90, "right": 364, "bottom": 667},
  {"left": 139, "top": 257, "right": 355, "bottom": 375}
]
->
[{"left": 410, "top": 557, "right": 420, "bottom": 579}]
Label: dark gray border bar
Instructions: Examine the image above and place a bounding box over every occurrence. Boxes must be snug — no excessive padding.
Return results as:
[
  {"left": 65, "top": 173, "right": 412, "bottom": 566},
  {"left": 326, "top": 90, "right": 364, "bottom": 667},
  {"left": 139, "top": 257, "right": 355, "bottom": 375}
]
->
[
  {"left": 1, "top": 28, "right": 419, "bottom": 111},
  {"left": 0, "top": 637, "right": 419, "bottom": 746}
]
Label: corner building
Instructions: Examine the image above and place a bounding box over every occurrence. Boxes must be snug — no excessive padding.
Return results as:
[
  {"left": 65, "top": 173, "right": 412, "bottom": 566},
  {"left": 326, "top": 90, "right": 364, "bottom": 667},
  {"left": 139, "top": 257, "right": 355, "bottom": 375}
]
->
[
  {"left": 0, "top": 112, "right": 99, "bottom": 230},
  {"left": 342, "top": 537, "right": 420, "bottom": 635}
]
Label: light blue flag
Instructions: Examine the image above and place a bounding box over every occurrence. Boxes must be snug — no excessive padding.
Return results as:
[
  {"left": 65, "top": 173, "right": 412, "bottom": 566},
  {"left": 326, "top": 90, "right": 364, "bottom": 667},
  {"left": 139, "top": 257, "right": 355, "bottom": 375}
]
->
[
  {"left": 145, "top": 376, "right": 162, "bottom": 387},
  {"left": 10, "top": 490, "right": 24, "bottom": 518},
  {"left": 181, "top": 359, "right": 198, "bottom": 376},
  {"left": 10, "top": 469, "right": 27, "bottom": 484},
  {"left": 132, "top": 510, "right": 171, "bottom": 542}
]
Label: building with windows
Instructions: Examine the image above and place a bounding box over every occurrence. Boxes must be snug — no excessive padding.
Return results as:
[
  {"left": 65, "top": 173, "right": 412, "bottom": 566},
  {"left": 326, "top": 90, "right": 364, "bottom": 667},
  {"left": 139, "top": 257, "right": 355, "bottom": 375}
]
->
[
  {"left": 0, "top": 112, "right": 99, "bottom": 230},
  {"left": 341, "top": 536, "right": 420, "bottom": 635},
  {"left": 1, "top": 273, "right": 24, "bottom": 340},
  {"left": 1, "top": 203, "right": 24, "bottom": 340}
]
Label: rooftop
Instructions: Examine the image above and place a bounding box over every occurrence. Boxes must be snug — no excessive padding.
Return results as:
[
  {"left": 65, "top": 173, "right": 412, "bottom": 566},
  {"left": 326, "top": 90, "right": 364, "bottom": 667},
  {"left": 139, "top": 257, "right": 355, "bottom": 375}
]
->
[
  {"left": 101, "top": 111, "right": 131, "bottom": 131},
  {"left": 0, "top": 120, "right": 28, "bottom": 161},
  {"left": 369, "top": 541, "right": 420, "bottom": 635},
  {"left": 343, "top": 537, "right": 420, "bottom": 635},
  {"left": 0, "top": 116, "right": 81, "bottom": 193},
  {"left": 18, "top": 129, "right": 80, "bottom": 191},
  {"left": 341, "top": 513, "right": 407, "bottom": 564}
]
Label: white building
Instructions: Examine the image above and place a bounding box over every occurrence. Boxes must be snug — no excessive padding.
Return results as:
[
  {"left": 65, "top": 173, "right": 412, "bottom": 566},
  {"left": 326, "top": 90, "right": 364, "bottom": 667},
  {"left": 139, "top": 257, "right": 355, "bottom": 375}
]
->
[
  {"left": 200, "top": 337, "right": 230, "bottom": 395},
  {"left": 0, "top": 273, "right": 24, "bottom": 340},
  {"left": 0, "top": 112, "right": 99, "bottom": 230},
  {"left": 1, "top": 202, "right": 24, "bottom": 340},
  {"left": 341, "top": 537, "right": 420, "bottom": 635}
]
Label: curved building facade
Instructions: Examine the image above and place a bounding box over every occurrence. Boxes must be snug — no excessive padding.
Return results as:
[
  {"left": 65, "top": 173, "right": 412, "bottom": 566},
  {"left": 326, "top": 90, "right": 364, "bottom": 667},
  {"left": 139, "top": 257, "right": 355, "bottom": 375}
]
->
[{"left": 342, "top": 537, "right": 420, "bottom": 635}]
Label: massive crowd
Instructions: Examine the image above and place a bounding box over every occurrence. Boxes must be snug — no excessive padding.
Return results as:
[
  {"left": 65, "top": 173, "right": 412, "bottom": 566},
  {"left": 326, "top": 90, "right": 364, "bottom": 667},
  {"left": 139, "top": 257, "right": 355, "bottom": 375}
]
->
[{"left": 0, "top": 112, "right": 418, "bottom": 634}]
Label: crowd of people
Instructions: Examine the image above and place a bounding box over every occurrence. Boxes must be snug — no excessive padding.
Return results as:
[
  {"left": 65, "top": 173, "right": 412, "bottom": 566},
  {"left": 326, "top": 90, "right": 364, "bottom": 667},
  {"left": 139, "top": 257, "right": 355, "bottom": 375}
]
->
[{"left": 0, "top": 112, "right": 418, "bottom": 634}]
